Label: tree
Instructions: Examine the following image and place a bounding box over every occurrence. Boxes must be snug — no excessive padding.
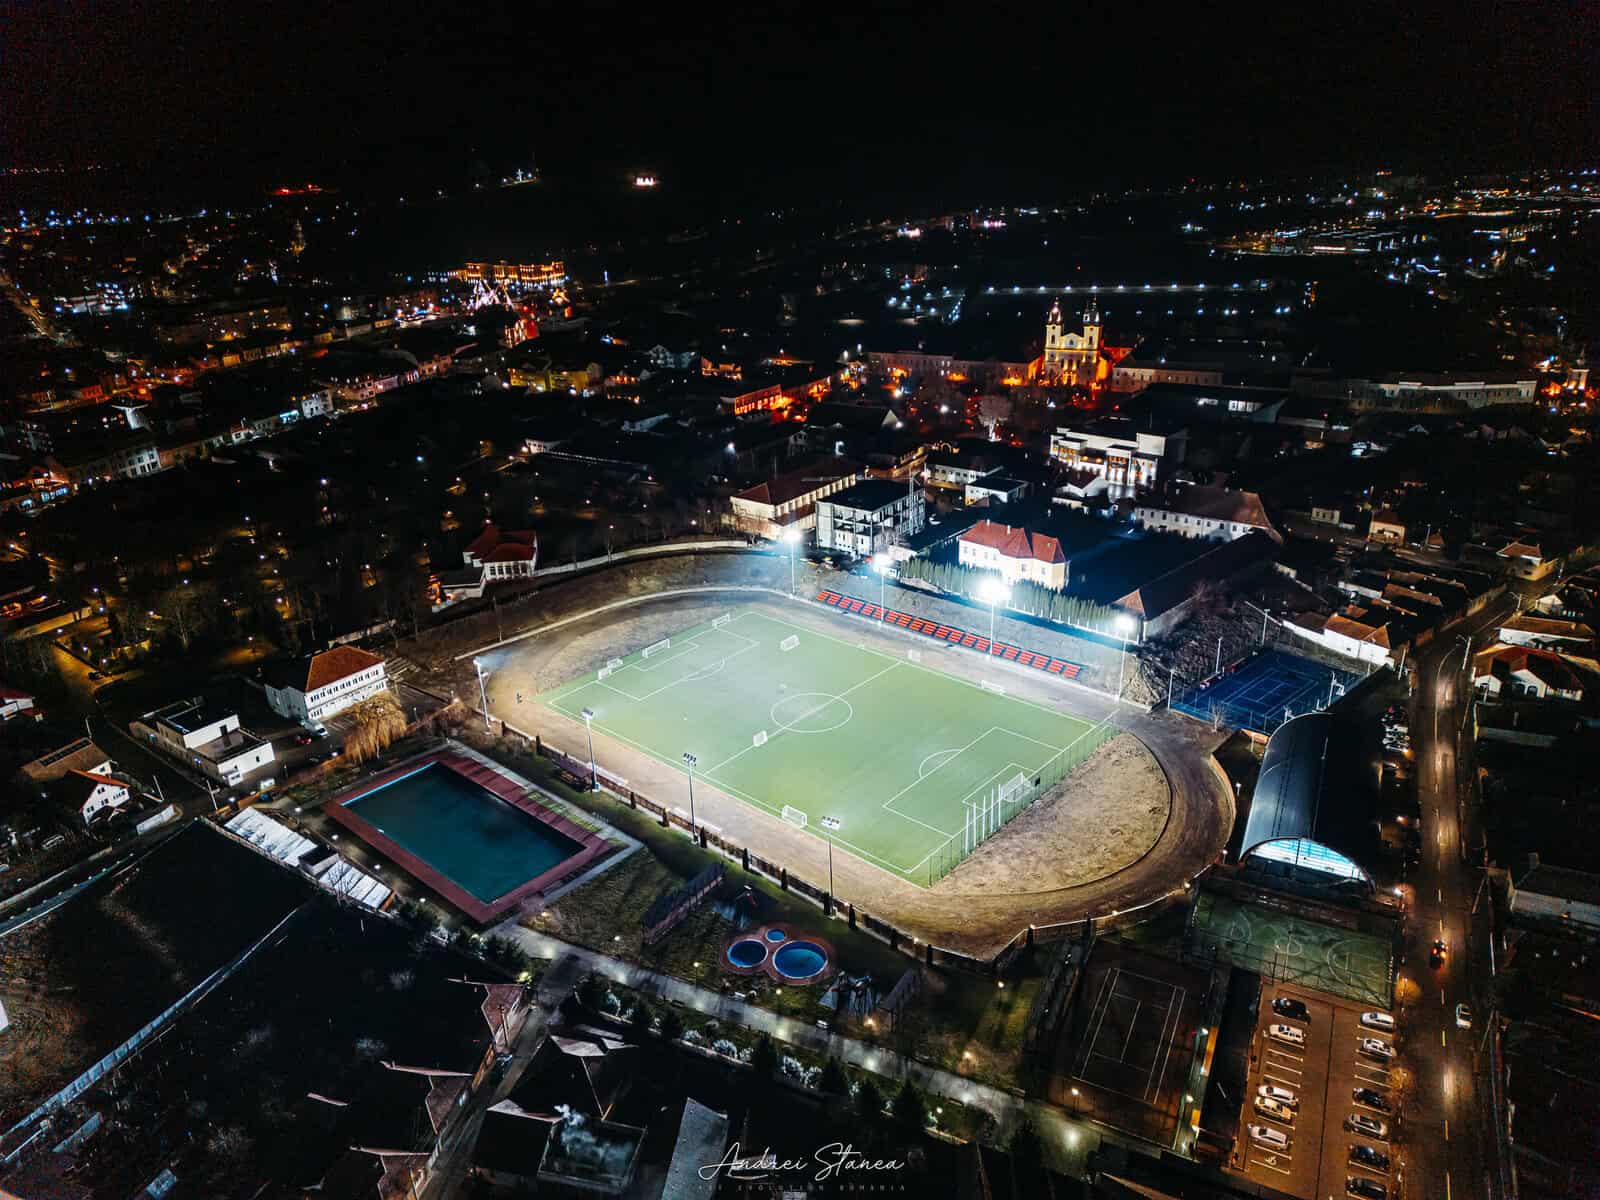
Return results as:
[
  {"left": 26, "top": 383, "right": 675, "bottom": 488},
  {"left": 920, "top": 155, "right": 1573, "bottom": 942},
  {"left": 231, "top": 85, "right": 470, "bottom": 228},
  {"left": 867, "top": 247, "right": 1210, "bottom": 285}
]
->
[
  {"left": 750, "top": 1033, "right": 779, "bottom": 1079},
  {"left": 891, "top": 1080, "right": 927, "bottom": 1130},
  {"left": 819, "top": 1057, "right": 851, "bottom": 1097},
  {"left": 344, "top": 692, "right": 409, "bottom": 764},
  {"left": 855, "top": 1077, "right": 884, "bottom": 1123},
  {"left": 977, "top": 393, "right": 1012, "bottom": 441},
  {"left": 1009, "top": 1118, "right": 1044, "bottom": 1171},
  {"left": 629, "top": 1000, "right": 655, "bottom": 1039},
  {"left": 575, "top": 973, "right": 604, "bottom": 1012},
  {"left": 658, "top": 1008, "right": 685, "bottom": 1042}
]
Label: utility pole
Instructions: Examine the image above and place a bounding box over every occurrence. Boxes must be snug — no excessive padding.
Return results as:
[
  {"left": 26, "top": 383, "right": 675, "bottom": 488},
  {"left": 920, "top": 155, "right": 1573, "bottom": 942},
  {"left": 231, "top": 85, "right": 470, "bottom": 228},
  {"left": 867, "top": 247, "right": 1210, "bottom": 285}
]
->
[{"left": 1214, "top": 636, "right": 1223, "bottom": 677}]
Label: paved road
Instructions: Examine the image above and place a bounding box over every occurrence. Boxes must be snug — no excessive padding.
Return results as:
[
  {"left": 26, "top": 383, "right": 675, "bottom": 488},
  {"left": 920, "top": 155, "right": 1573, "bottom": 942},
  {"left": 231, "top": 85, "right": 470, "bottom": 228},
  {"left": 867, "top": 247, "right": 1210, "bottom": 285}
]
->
[{"left": 1402, "top": 595, "right": 1513, "bottom": 1200}]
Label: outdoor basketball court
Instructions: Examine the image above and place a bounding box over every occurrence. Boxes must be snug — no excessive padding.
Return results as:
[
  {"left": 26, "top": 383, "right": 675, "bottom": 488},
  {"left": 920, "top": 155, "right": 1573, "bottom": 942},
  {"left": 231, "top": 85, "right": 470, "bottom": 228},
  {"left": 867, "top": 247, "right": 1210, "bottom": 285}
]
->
[
  {"left": 1049, "top": 940, "right": 1208, "bottom": 1143},
  {"left": 1187, "top": 890, "right": 1393, "bottom": 1007},
  {"left": 537, "top": 609, "right": 1111, "bottom": 886},
  {"left": 1171, "top": 648, "right": 1361, "bottom": 734}
]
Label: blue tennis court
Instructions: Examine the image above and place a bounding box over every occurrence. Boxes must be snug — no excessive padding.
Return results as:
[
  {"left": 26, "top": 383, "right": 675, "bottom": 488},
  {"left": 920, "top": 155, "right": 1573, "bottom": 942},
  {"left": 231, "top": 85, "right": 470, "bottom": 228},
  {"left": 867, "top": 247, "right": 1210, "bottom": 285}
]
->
[{"left": 1170, "top": 649, "right": 1359, "bottom": 734}]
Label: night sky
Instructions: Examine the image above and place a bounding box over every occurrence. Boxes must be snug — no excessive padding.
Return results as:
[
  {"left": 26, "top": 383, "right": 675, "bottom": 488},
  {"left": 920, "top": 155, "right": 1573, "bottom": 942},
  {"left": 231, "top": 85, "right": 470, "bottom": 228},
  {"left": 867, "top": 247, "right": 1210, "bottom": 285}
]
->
[{"left": 3, "top": 0, "right": 1595, "bottom": 201}]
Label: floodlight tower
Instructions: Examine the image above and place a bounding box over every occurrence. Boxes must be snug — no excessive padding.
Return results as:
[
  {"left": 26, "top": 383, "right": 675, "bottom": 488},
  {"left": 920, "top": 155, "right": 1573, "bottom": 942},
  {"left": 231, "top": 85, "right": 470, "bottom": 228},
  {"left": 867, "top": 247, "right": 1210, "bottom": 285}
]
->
[
  {"left": 979, "top": 577, "right": 1011, "bottom": 651},
  {"left": 580, "top": 707, "right": 598, "bottom": 791},
  {"left": 473, "top": 658, "right": 492, "bottom": 731},
  {"left": 1114, "top": 613, "right": 1137, "bottom": 700},
  {"left": 682, "top": 751, "right": 698, "bottom": 835},
  {"left": 781, "top": 525, "right": 800, "bottom": 595}
]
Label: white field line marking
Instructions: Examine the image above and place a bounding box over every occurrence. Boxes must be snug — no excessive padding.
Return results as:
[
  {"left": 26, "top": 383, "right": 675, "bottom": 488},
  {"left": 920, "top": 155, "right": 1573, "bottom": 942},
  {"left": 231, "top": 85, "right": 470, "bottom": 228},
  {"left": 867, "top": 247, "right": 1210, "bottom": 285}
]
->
[
  {"left": 1121, "top": 1000, "right": 1143, "bottom": 1058},
  {"left": 550, "top": 697, "right": 930, "bottom": 876},
  {"left": 702, "top": 659, "right": 902, "bottom": 776},
  {"left": 1150, "top": 983, "right": 1184, "bottom": 1102},
  {"left": 1080, "top": 967, "right": 1121, "bottom": 1076}
]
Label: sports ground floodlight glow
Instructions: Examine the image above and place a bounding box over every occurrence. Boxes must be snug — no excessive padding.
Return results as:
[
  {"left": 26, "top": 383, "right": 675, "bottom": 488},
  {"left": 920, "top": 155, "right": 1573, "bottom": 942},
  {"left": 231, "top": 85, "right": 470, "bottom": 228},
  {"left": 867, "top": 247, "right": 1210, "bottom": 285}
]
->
[{"left": 979, "top": 577, "right": 1010, "bottom": 605}]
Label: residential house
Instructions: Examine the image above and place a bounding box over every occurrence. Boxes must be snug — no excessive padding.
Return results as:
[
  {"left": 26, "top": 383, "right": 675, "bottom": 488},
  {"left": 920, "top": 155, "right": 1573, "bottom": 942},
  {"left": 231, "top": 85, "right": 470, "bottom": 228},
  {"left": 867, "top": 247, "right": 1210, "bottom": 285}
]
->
[
  {"left": 264, "top": 647, "right": 388, "bottom": 727},
  {"left": 1472, "top": 644, "right": 1586, "bottom": 701},
  {"left": 958, "top": 520, "right": 1067, "bottom": 590},
  {"left": 1133, "top": 485, "right": 1280, "bottom": 543},
  {"left": 52, "top": 768, "right": 135, "bottom": 827},
  {"left": 963, "top": 475, "right": 1030, "bottom": 507},
  {"left": 1367, "top": 508, "right": 1406, "bottom": 546},
  {"left": 1498, "top": 614, "right": 1595, "bottom": 652},
  {"left": 1507, "top": 854, "right": 1600, "bottom": 930},
  {"left": 814, "top": 478, "right": 925, "bottom": 558},
  {"left": 728, "top": 458, "right": 861, "bottom": 540},
  {"left": 134, "top": 698, "right": 277, "bottom": 786},
  {"left": 0, "top": 682, "right": 36, "bottom": 721}
]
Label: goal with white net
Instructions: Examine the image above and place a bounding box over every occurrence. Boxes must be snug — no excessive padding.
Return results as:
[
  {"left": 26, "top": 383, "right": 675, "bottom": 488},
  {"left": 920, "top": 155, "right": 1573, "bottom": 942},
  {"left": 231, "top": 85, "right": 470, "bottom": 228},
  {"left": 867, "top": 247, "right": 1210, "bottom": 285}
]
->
[
  {"left": 642, "top": 638, "right": 671, "bottom": 658},
  {"left": 781, "top": 805, "right": 808, "bottom": 828},
  {"left": 999, "top": 772, "right": 1030, "bottom": 807},
  {"left": 780, "top": 635, "right": 800, "bottom": 652}
]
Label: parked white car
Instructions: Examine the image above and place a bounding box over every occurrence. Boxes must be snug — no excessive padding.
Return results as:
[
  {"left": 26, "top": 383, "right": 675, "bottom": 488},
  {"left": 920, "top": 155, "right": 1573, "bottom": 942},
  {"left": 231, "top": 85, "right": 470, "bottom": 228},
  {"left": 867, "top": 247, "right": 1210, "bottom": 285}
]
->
[
  {"left": 1268, "top": 1023, "right": 1306, "bottom": 1047},
  {"left": 1359, "top": 1037, "right": 1396, "bottom": 1059},
  {"left": 1254, "top": 1095, "right": 1295, "bottom": 1124},
  {"left": 1258, "top": 1084, "right": 1299, "bottom": 1109},
  {"left": 1248, "top": 1123, "right": 1291, "bottom": 1151},
  {"left": 1360, "top": 1011, "right": 1396, "bottom": 1032}
]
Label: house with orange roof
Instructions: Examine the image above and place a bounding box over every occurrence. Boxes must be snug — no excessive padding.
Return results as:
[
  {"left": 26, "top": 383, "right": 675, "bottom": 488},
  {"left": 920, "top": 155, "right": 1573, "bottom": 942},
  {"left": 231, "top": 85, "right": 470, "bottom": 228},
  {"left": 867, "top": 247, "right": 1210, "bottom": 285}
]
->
[
  {"left": 1471, "top": 644, "right": 1585, "bottom": 702},
  {"left": 957, "top": 520, "right": 1068, "bottom": 590},
  {"left": 263, "top": 646, "right": 388, "bottom": 728}
]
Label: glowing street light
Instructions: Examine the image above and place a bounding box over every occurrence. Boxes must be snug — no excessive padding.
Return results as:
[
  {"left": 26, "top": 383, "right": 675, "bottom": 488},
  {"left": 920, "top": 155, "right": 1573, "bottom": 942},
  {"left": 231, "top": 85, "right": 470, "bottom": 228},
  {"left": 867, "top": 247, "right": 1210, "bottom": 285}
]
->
[
  {"left": 682, "top": 751, "right": 699, "bottom": 837},
  {"left": 781, "top": 525, "right": 800, "bottom": 595},
  {"left": 580, "top": 707, "right": 598, "bottom": 792},
  {"left": 979, "top": 577, "right": 1011, "bottom": 651},
  {"left": 1114, "top": 613, "right": 1137, "bottom": 699},
  {"left": 473, "top": 658, "right": 491, "bottom": 731},
  {"left": 871, "top": 553, "right": 892, "bottom": 621}
]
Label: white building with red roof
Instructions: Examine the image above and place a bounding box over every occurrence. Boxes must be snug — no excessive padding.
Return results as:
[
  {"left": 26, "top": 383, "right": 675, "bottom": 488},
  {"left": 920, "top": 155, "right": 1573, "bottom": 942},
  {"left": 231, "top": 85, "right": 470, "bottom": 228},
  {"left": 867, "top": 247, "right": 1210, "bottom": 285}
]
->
[
  {"left": 464, "top": 525, "right": 539, "bottom": 581},
  {"left": 1134, "top": 484, "right": 1280, "bottom": 544},
  {"left": 263, "top": 646, "right": 388, "bottom": 727},
  {"left": 957, "top": 520, "right": 1068, "bottom": 590}
]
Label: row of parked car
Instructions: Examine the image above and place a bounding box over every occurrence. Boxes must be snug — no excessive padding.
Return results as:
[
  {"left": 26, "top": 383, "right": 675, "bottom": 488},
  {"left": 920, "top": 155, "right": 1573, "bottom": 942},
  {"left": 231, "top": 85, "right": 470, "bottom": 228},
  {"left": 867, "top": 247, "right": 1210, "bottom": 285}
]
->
[{"left": 1246, "top": 996, "right": 1398, "bottom": 1198}]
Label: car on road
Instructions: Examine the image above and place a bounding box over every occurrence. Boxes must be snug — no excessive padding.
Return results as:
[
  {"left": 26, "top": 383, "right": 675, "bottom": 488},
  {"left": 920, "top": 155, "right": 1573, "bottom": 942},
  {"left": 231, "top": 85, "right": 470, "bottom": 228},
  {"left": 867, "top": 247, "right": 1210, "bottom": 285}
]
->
[
  {"left": 1359, "top": 1037, "right": 1396, "bottom": 1059},
  {"left": 1429, "top": 939, "right": 1448, "bottom": 968},
  {"left": 1345, "top": 1113, "right": 1389, "bottom": 1140},
  {"left": 1350, "top": 1144, "right": 1390, "bottom": 1172},
  {"left": 1455, "top": 1002, "right": 1472, "bottom": 1030},
  {"left": 1346, "top": 1177, "right": 1387, "bottom": 1199},
  {"left": 307, "top": 754, "right": 325, "bottom": 765},
  {"left": 1258, "top": 1084, "right": 1299, "bottom": 1108},
  {"left": 1272, "top": 996, "right": 1311, "bottom": 1021},
  {"left": 1254, "top": 1095, "right": 1295, "bottom": 1125},
  {"left": 1248, "top": 1124, "right": 1290, "bottom": 1151},
  {"left": 294, "top": 733, "right": 313, "bottom": 746},
  {"left": 1267, "top": 1023, "right": 1306, "bottom": 1047},
  {"left": 88, "top": 670, "right": 103, "bottom": 681},
  {"left": 1360, "top": 1011, "right": 1395, "bottom": 1032},
  {"left": 1353, "top": 1087, "right": 1392, "bottom": 1113}
]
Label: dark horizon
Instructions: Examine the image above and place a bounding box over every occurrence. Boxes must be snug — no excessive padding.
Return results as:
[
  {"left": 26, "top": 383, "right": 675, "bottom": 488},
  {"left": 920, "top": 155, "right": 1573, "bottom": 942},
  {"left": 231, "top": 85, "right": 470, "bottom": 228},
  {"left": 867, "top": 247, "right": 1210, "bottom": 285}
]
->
[{"left": 4, "top": 1, "right": 1595, "bottom": 206}]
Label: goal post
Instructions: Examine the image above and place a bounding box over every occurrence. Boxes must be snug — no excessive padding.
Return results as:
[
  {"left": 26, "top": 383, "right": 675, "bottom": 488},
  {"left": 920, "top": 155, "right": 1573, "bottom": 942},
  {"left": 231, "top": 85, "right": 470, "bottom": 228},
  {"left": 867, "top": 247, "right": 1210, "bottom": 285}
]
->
[
  {"left": 998, "top": 771, "right": 1030, "bottom": 807},
  {"left": 780, "top": 635, "right": 800, "bottom": 652},
  {"left": 712, "top": 613, "right": 732, "bottom": 629},
  {"left": 642, "top": 638, "right": 671, "bottom": 658},
  {"left": 781, "top": 805, "right": 808, "bottom": 829}
]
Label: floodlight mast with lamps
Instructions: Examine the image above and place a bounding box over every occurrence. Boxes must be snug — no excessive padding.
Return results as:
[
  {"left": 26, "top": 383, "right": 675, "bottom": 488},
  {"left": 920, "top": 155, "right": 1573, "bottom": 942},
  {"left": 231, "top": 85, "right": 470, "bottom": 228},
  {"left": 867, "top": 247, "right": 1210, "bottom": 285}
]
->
[
  {"left": 871, "top": 553, "right": 891, "bottom": 620},
  {"left": 580, "top": 707, "right": 598, "bottom": 791},
  {"left": 978, "top": 577, "right": 1011, "bottom": 650},
  {"left": 781, "top": 525, "right": 800, "bottom": 594},
  {"left": 1114, "top": 613, "right": 1137, "bottom": 699},
  {"left": 682, "top": 751, "right": 698, "bottom": 837},
  {"left": 473, "top": 658, "right": 492, "bottom": 731}
]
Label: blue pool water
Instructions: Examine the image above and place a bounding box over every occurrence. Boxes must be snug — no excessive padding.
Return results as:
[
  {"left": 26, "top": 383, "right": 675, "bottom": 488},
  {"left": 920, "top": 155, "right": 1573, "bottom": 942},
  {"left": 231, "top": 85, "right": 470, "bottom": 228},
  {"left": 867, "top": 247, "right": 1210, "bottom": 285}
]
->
[
  {"left": 765, "top": 929, "right": 788, "bottom": 943},
  {"left": 727, "top": 939, "right": 768, "bottom": 968},
  {"left": 772, "top": 942, "right": 828, "bottom": 980},
  {"left": 343, "top": 763, "right": 583, "bottom": 903}
]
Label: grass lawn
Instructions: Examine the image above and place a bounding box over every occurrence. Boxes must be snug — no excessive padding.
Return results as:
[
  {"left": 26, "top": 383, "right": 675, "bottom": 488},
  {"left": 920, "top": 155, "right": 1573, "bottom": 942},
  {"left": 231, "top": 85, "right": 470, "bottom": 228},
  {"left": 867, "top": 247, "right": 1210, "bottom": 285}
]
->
[{"left": 538, "top": 609, "right": 1105, "bottom": 885}]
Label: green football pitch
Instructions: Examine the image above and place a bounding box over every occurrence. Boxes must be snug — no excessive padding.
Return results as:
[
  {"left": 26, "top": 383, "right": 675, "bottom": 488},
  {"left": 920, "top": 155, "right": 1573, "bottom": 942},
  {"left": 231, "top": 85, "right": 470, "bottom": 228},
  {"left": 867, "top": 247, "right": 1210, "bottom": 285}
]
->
[{"left": 540, "top": 609, "right": 1110, "bottom": 886}]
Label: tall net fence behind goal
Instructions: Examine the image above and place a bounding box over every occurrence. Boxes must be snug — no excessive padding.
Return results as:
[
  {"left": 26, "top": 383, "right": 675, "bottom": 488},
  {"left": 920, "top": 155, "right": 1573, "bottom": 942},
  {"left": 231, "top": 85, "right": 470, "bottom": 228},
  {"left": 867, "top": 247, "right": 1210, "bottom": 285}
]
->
[{"left": 922, "top": 716, "right": 1118, "bottom": 886}]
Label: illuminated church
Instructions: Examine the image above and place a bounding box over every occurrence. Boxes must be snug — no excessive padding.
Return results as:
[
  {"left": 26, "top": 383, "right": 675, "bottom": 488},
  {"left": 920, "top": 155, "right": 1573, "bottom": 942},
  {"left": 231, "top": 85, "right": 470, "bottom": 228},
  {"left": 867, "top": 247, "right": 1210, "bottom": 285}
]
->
[{"left": 1041, "top": 298, "right": 1103, "bottom": 385}]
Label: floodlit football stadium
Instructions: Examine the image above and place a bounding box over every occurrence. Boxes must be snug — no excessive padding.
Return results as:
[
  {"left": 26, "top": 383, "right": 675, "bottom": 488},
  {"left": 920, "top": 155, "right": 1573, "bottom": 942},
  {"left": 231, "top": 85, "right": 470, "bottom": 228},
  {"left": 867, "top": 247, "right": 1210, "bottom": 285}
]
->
[{"left": 540, "top": 609, "right": 1114, "bottom": 886}]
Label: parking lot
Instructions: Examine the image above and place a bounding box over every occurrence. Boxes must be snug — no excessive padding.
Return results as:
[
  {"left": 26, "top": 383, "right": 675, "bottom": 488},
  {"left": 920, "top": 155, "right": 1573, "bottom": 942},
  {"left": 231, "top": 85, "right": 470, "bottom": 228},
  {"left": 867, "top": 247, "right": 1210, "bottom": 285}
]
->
[{"left": 1234, "top": 980, "right": 1402, "bottom": 1200}]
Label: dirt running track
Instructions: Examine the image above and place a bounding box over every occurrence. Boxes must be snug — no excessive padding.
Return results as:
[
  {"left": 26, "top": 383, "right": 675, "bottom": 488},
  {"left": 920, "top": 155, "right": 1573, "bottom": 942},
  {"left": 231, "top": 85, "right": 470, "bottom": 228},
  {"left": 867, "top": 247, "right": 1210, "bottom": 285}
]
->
[{"left": 430, "top": 589, "right": 1234, "bottom": 958}]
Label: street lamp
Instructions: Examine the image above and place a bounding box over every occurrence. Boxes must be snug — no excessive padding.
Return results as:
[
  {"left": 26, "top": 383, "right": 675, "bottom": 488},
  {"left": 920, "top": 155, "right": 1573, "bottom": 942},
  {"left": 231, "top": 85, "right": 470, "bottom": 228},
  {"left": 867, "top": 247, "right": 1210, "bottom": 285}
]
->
[
  {"left": 1114, "top": 613, "right": 1136, "bottom": 699},
  {"left": 473, "top": 658, "right": 492, "bottom": 732},
  {"left": 978, "top": 577, "right": 1011, "bottom": 652},
  {"left": 580, "top": 708, "right": 598, "bottom": 791},
  {"left": 781, "top": 526, "right": 800, "bottom": 595},
  {"left": 871, "top": 553, "right": 891, "bottom": 621},
  {"left": 820, "top": 815, "right": 842, "bottom": 903},
  {"left": 682, "top": 751, "right": 698, "bottom": 836}
]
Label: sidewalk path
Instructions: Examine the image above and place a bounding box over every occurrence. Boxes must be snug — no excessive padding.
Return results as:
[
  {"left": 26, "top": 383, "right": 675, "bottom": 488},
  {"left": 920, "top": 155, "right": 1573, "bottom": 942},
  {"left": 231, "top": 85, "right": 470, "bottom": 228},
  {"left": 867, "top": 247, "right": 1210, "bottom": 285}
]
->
[{"left": 499, "top": 925, "right": 1152, "bottom": 1176}]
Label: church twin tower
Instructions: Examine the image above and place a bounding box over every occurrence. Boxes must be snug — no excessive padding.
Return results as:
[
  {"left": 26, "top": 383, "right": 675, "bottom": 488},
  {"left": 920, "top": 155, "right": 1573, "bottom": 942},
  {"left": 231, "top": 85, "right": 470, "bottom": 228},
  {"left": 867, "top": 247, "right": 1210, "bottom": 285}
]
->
[{"left": 1042, "top": 297, "right": 1102, "bottom": 385}]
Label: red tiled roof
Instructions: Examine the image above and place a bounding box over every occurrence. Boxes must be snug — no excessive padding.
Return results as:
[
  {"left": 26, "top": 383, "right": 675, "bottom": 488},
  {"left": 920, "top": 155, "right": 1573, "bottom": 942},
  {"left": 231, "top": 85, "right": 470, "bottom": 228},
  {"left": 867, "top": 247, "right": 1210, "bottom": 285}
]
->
[
  {"left": 733, "top": 459, "right": 860, "bottom": 509},
  {"left": 483, "top": 543, "right": 536, "bottom": 562},
  {"left": 959, "top": 520, "right": 1065, "bottom": 564},
  {"left": 1477, "top": 645, "right": 1583, "bottom": 694},
  {"left": 305, "top": 646, "right": 384, "bottom": 692},
  {"left": 466, "top": 525, "right": 538, "bottom": 560}
]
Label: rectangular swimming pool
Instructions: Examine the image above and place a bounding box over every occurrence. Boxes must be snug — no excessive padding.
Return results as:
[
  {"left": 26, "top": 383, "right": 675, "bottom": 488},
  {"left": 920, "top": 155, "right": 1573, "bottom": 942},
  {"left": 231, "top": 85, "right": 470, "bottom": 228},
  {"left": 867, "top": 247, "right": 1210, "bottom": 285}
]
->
[{"left": 337, "top": 760, "right": 586, "bottom": 910}]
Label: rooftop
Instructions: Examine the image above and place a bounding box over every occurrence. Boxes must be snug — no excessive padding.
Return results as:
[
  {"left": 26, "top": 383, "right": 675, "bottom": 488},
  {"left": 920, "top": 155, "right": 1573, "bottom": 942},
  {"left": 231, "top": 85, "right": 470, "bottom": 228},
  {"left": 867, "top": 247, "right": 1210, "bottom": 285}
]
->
[
  {"left": 264, "top": 646, "right": 386, "bottom": 694},
  {"left": 960, "top": 519, "right": 1066, "bottom": 564},
  {"left": 821, "top": 478, "right": 912, "bottom": 512},
  {"left": 732, "top": 457, "right": 860, "bottom": 509}
]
